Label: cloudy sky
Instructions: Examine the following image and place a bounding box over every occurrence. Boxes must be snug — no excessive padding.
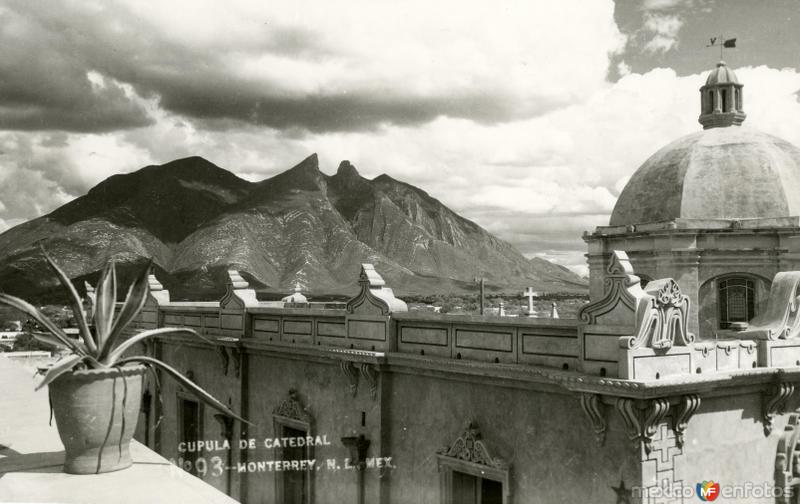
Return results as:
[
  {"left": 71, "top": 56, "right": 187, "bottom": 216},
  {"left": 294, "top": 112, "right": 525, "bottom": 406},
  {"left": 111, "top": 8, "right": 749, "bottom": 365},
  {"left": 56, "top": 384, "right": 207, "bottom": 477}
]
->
[{"left": 1, "top": 0, "right": 799, "bottom": 276}]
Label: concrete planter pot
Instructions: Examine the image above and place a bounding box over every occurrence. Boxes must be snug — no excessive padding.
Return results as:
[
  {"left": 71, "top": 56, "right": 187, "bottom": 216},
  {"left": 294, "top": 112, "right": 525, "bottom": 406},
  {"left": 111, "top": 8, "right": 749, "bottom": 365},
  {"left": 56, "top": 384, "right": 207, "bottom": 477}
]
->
[{"left": 49, "top": 364, "right": 146, "bottom": 474}]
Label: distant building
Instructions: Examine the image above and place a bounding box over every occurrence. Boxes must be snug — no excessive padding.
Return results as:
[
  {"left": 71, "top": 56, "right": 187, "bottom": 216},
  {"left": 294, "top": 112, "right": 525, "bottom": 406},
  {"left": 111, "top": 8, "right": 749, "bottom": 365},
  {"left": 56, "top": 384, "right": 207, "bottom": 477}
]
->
[
  {"left": 0, "top": 331, "right": 21, "bottom": 350},
  {"left": 281, "top": 283, "right": 308, "bottom": 304}
]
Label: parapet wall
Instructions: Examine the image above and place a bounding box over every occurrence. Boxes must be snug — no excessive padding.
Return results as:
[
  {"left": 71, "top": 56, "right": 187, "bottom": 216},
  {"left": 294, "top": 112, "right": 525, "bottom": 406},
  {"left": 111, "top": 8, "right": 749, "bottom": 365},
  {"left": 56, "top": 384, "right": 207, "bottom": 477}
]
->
[
  {"left": 128, "top": 259, "right": 800, "bottom": 503},
  {"left": 128, "top": 264, "right": 579, "bottom": 370}
]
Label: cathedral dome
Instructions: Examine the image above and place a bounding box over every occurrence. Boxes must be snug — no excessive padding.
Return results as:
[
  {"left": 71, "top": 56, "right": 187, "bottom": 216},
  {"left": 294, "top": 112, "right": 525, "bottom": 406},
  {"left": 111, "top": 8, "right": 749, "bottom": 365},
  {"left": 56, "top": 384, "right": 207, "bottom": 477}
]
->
[
  {"left": 610, "top": 127, "right": 800, "bottom": 226},
  {"left": 610, "top": 61, "right": 800, "bottom": 228}
]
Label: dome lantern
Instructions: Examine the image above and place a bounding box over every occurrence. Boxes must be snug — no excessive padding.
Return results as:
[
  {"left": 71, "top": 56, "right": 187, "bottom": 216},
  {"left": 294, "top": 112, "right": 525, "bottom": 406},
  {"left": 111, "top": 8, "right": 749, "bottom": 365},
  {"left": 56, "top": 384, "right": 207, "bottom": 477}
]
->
[{"left": 698, "top": 61, "right": 746, "bottom": 129}]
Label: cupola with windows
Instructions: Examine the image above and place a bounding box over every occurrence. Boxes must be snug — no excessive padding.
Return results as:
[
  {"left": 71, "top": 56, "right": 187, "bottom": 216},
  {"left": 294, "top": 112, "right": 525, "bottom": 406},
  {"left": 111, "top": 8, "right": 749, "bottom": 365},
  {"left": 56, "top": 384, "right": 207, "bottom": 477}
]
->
[{"left": 698, "top": 61, "right": 746, "bottom": 129}]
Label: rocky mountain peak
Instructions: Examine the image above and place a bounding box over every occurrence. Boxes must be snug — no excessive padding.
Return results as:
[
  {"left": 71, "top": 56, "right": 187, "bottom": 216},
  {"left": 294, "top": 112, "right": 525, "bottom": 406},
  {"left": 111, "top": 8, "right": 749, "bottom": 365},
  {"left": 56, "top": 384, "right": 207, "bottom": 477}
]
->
[
  {"left": 0, "top": 154, "right": 587, "bottom": 300},
  {"left": 335, "top": 160, "right": 360, "bottom": 179},
  {"left": 287, "top": 153, "right": 320, "bottom": 174}
]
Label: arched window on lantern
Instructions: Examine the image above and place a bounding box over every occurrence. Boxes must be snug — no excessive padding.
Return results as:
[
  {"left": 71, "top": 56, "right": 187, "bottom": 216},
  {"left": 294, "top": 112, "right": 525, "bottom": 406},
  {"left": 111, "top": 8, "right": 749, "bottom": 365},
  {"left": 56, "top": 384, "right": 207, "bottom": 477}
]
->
[{"left": 718, "top": 277, "right": 756, "bottom": 329}]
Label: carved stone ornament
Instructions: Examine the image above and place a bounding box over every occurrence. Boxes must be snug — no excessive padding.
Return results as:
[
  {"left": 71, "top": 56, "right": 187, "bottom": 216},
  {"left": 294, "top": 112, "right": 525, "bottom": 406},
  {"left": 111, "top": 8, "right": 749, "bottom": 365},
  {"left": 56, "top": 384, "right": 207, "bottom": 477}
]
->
[
  {"left": 346, "top": 264, "right": 408, "bottom": 315},
  {"left": 231, "top": 347, "right": 242, "bottom": 378},
  {"left": 147, "top": 273, "right": 170, "bottom": 304},
  {"left": 578, "top": 251, "right": 641, "bottom": 324},
  {"left": 672, "top": 394, "right": 701, "bottom": 448},
  {"left": 775, "top": 411, "right": 800, "bottom": 504},
  {"left": 621, "top": 278, "right": 695, "bottom": 350},
  {"left": 359, "top": 363, "right": 378, "bottom": 400},
  {"left": 219, "top": 346, "right": 230, "bottom": 376},
  {"left": 738, "top": 271, "right": 800, "bottom": 341},
  {"left": 764, "top": 379, "right": 795, "bottom": 436},
  {"left": 273, "top": 389, "right": 312, "bottom": 423},
  {"left": 220, "top": 270, "right": 259, "bottom": 309},
  {"left": 217, "top": 346, "right": 242, "bottom": 378},
  {"left": 579, "top": 251, "right": 695, "bottom": 350},
  {"left": 213, "top": 413, "right": 234, "bottom": 440},
  {"left": 340, "top": 360, "right": 359, "bottom": 397},
  {"left": 437, "top": 421, "right": 508, "bottom": 470},
  {"left": 580, "top": 393, "right": 607, "bottom": 446},
  {"left": 615, "top": 397, "right": 671, "bottom": 454}
]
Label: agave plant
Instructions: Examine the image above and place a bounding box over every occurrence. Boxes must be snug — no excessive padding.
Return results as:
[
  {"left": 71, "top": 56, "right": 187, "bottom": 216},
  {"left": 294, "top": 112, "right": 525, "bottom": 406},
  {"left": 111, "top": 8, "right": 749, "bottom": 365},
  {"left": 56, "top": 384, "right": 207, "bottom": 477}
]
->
[{"left": 0, "top": 249, "right": 248, "bottom": 424}]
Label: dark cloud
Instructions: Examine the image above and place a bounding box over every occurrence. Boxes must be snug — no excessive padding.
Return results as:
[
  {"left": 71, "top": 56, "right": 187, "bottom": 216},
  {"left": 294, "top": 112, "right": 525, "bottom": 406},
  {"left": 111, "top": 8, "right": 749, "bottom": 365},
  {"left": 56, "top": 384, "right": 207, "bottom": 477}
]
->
[
  {"left": 0, "top": 5, "right": 152, "bottom": 132},
  {"left": 0, "top": 1, "right": 560, "bottom": 135}
]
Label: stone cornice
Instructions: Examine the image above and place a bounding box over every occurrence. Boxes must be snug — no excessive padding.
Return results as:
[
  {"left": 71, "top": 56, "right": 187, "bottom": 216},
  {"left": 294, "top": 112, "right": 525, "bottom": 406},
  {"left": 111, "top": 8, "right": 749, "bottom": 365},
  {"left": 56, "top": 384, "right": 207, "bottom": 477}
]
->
[
  {"left": 392, "top": 311, "right": 580, "bottom": 329},
  {"left": 156, "top": 333, "right": 800, "bottom": 400},
  {"left": 588, "top": 223, "right": 800, "bottom": 241},
  {"left": 248, "top": 307, "right": 347, "bottom": 317}
]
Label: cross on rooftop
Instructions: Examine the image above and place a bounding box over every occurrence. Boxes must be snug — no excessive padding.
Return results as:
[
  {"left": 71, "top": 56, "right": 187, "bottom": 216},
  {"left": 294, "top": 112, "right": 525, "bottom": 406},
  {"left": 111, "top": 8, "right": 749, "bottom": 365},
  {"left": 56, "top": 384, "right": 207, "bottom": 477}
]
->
[{"left": 523, "top": 287, "right": 536, "bottom": 317}]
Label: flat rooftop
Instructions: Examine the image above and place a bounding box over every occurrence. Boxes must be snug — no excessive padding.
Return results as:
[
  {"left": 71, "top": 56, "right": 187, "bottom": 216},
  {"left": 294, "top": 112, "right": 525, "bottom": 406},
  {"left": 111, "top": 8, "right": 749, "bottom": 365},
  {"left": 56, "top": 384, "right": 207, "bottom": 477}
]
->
[{"left": 0, "top": 354, "right": 239, "bottom": 504}]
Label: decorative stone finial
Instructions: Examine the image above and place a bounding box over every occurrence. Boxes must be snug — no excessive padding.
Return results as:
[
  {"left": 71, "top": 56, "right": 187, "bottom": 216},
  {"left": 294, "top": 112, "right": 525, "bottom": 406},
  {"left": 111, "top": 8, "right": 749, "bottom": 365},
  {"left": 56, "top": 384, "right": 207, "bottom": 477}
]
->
[
  {"left": 220, "top": 269, "right": 258, "bottom": 308},
  {"left": 346, "top": 264, "right": 407, "bottom": 315},
  {"left": 146, "top": 274, "right": 170, "bottom": 304},
  {"left": 698, "top": 61, "right": 746, "bottom": 129},
  {"left": 226, "top": 270, "right": 250, "bottom": 290}
]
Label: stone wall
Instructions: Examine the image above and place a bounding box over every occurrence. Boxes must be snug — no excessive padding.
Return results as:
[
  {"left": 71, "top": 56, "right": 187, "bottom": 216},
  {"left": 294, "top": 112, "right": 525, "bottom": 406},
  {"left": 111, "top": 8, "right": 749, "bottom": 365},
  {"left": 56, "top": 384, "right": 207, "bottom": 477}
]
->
[{"left": 133, "top": 262, "right": 800, "bottom": 503}]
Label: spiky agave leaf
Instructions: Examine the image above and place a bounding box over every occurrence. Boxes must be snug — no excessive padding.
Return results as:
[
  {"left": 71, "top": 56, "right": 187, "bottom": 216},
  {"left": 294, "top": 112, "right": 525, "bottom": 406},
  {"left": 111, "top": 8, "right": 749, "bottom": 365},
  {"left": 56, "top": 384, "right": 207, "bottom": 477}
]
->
[
  {"left": 0, "top": 294, "right": 88, "bottom": 357},
  {"left": 35, "top": 354, "right": 85, "bottom": 391},
  {"left": 115, "top": 356, "right": 251, "bottom": 425},
  {"left": 99, "top": 259, "right": 152, "bottom": 361},
  {"left": 94, "top": 260, "right": 117, "bottom": 350},
  {"left": 31, "top": 331, "right": 80, "bottom": 350},
  {"left": 102, "top": 327, "right": 215, "bottom": 365},
  {"left": 40, "top": 247, "right": 98, "bottom": 354}
]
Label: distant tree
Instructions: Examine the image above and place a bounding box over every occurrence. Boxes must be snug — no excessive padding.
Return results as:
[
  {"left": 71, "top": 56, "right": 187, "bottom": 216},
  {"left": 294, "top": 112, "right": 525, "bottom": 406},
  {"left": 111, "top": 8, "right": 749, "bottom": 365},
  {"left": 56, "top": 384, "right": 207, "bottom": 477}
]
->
[{"left": 12, "top": 333, "right": 54, "bottom": 352}]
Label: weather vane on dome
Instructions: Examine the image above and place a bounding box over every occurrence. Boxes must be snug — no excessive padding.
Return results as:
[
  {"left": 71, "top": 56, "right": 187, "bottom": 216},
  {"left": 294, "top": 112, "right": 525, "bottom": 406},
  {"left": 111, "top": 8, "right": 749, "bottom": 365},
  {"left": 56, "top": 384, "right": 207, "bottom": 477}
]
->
[{"left": 707, "top": 35, "right": 737, "bottom": 61}]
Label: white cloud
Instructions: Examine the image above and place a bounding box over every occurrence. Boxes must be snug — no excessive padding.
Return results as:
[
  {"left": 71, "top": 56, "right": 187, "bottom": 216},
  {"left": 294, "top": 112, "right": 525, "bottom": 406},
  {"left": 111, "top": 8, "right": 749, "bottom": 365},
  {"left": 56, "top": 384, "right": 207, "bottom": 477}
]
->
[
  {"left": 118, "top": 0, "right": 625, "bottom": 120},
  {"left": 6, "top": 64, "right": 800, "bottom": 276},
  {"left": 642, "top": 13, "right": 684, "bottom": 53},
  {"left": 3, "top": 1, "right": 800, "bottom": 280}
]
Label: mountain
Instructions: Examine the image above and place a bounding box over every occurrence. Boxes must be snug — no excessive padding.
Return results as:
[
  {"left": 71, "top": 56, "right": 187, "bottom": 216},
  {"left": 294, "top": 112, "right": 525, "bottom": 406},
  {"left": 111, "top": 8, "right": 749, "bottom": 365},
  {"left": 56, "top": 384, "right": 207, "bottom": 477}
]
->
[{"left": 0, "top": 155, "right": 586, "bottom": 300}]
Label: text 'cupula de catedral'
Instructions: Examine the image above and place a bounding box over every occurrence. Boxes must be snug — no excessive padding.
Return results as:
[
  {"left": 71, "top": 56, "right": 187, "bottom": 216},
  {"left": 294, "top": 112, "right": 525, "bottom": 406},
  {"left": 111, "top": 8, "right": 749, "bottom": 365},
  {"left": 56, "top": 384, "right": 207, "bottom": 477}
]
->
[{"left": 178, "top": 435, "right": 332, "bottom": 453}]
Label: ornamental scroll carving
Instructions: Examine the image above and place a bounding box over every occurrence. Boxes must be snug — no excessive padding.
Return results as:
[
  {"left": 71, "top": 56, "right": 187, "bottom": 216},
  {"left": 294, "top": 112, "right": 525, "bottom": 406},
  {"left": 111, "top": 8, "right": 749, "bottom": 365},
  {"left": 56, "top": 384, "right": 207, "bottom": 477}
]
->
[
  {"left": 621, "top": 278, "right": 695, "bottom": 350},
  {"left": 437, "top": 421, "right": 508, "bottom": 469},
  {"left": 346, "top": 264, "right": 408, "bottom": 316},
  {"left": 764, "top": 378, "right": 795, "bottom": 436},
  {"left": 578, "top": 251, "right": 694, "bottom": 350},
  {"left": 273, "top": 389, "right": 312, "bottom": 423},
  {"left": 340, "top": 361, "right": 360, "bottom": 397},
  {"left": 672, "top": 394, "right": 701, "bottom": 448},
  {"left": 776, "top": 412, "right": 800, "bottom": 504},
  {"left": 220, "top": 270, "right": 259, "bottom": 309},
  {"left": 739, "top": 271, "right": 800, "bottom": 341},
  {"left": 616, "top": 398, "right": 671, "bottom": 455},
  {"left": 359, "top": 363, "right": 378, "bottom": 400},
  {"left": 580, "top": 393, "right": 607, "bottom": 446}
]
